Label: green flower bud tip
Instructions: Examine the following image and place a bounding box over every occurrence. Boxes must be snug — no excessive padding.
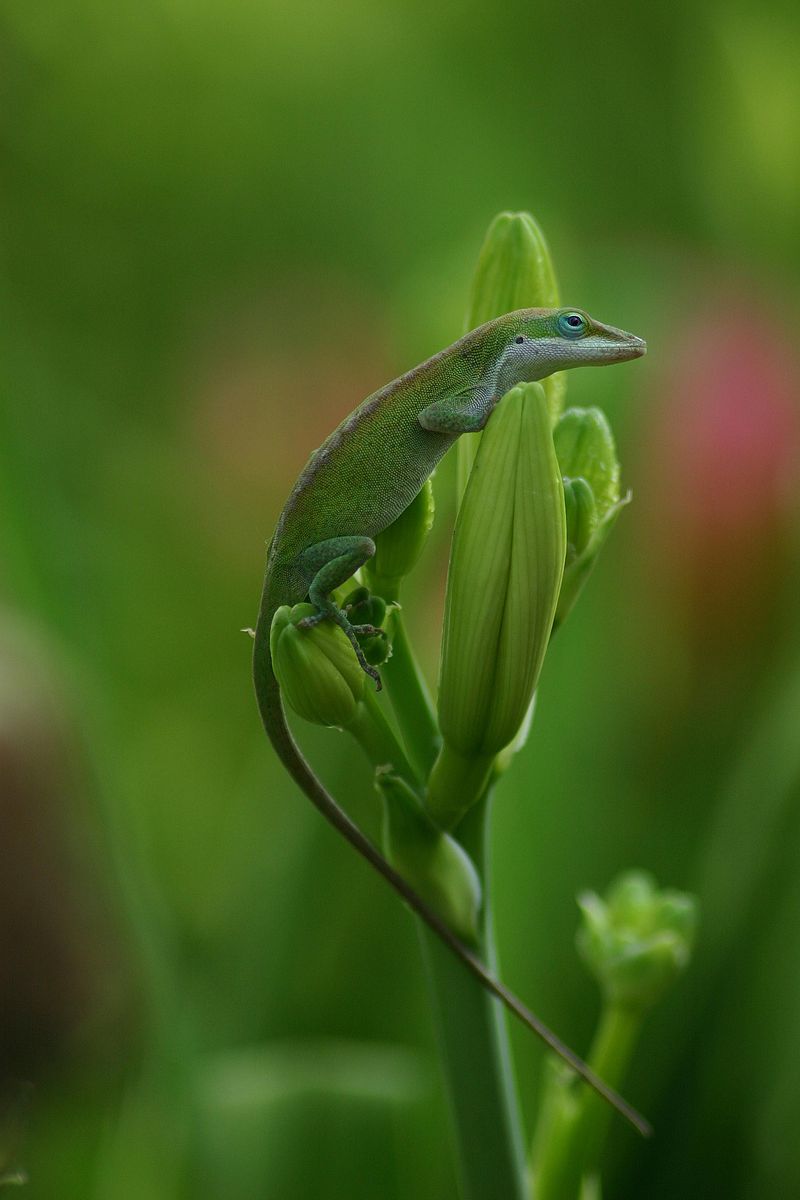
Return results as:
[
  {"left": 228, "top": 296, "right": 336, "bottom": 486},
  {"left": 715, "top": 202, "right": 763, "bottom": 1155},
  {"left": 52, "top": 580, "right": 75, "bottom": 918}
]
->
[
  {"left": 377, "top": 768, "right": 482, "bottom": 944},
  {"left": 427, "top": 383, "right": 566, "bottom": 828},
  {"left": 467, "top": 211, "right": 560, "bottom": 327},
  {"left": 576, "top": 870, "right": 697, "bottom": 1012},
  {"left": 364, "top": 478, "right": 434, "bottom": 601},
  {"left": 552, "top": 407, "right": 629, "bottom": 629},
  {"left": 467, "top": 211, "right": 565, "bottom": 422},
  {"left": 341, "top": 586, "right": 391, "bottom": 666},
  {"left": 554, "top": 408, "right": 621, "bottom": 520},
  {"left": 563, "top": 476, "right": 598, "bottom": 564},
  {"left": 270, "top": 603, "right": 365, "bottom": 728},
  {"left": 494, "top": 694, "right": 537, "bottom": 775}
]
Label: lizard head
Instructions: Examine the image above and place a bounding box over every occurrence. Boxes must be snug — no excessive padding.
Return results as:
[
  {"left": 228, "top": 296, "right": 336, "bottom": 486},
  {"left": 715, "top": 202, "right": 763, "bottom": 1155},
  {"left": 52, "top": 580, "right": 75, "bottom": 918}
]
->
[{"left": 495, "top": 308, "right": 646, "bottom": 392}]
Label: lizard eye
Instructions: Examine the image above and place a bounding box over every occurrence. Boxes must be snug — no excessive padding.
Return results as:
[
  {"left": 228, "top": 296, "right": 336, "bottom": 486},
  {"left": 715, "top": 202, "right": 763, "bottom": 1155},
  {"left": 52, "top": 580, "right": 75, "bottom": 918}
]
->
[
  {"left": 514, "top": 336, "right": 524, "bottom": 344},
  {"left": 557, "top": 311, "right": 588, "bottom": 339}
]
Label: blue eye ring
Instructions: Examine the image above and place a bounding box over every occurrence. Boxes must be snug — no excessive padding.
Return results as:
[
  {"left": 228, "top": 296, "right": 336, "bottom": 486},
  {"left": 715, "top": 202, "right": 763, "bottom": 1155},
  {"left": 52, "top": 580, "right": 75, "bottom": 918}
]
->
[{"left": 557, "top": 311, "right": 587, "bottom": 339}]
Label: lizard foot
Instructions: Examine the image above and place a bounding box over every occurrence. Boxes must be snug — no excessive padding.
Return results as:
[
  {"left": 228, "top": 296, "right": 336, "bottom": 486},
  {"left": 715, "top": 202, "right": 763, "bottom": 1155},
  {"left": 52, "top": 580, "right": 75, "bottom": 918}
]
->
[
  {"left": 344, "top": 627, "right": 383, "bottom": 691},
  {"left": 297, "top": 608, "right": 383, "bottom": 690},
  {"left": 296, "top": 611, "right": 327, "bottom": 630},
  {"left": 350, "top": 622, "right": 384, "bottom": 638}
]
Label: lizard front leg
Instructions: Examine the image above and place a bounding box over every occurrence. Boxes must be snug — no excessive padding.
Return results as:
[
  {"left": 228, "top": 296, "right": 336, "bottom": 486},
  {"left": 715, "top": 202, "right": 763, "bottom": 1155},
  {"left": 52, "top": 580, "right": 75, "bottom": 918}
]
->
[
  {"left": 417, "top": 383, "right": 494, "bottom": 433},
  {"left": 296, "top": 535, "right": 383, "bottom": 686}
]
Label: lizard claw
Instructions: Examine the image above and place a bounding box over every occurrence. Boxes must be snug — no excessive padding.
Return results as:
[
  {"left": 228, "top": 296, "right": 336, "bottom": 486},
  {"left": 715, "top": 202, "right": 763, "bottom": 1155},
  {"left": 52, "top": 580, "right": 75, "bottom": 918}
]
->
[
  {"left": 350, "top": 623, "right": 384, "bottom": 638},
  {"left": 297, "top": 611, "right": 326, "bottom": 630},
  {"left": 367, "top": 664, "right": 382, "bottom": 691}
]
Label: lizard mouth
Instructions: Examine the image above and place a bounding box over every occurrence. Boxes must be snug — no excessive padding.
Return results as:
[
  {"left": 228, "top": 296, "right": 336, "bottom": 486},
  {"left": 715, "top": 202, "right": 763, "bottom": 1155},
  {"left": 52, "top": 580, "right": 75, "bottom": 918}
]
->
[
  {"left": 623, "top": 334, "right": 647, "bottom": 358},
  {"left": 604, "top": 336, "right": 646, "bottom": 362},
  {"left": 591, "top": 327, "right": 647, "bottom": 363}
]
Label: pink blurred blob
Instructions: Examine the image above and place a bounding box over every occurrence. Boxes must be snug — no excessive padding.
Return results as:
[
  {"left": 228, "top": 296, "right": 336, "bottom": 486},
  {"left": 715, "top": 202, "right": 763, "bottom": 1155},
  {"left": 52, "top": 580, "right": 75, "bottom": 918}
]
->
[
  {"left": 662, "top": 301, "right": 799, "bottom": 534},
  {"left": 643, "top": 291, "right": 800, "bottom": 672}
]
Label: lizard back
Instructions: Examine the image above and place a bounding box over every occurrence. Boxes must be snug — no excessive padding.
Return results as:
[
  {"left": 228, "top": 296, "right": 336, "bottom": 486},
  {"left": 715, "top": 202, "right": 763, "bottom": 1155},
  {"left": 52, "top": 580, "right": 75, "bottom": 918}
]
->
[{"left": 267, "top": 318, "right": 510, "bottom": 585}]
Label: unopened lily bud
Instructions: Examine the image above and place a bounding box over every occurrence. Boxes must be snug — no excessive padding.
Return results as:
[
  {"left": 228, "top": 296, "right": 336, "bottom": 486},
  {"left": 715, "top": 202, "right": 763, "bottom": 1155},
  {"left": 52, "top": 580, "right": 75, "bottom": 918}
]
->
[
  {"left": 466, "top": 211, "right": 565, "bottom": 421},
  {"left": 576, "top": 870, "right": 697, "bottom": 1011},
  {"left": 364, "top": 479, "right": 435, "bottom": 602},
  {"left": 427, "top": 383, "right": 566, "bottom": 828},
  {"left": 553, "top": 408, "right": 629, "bottom": 630},
  {"left": 270, "top": 603, "right": 365, "bottom": 728},
  {"left": 377, "top": 768, "right": 482, "bottom": 943}
]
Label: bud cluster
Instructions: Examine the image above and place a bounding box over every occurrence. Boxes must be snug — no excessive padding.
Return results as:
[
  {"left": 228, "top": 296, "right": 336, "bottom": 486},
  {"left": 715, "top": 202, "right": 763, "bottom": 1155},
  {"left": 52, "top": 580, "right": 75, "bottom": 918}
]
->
[
  {"left": 577, "top": 870, "right": 697, "bottom": 1011},
  {"left": 269, "top": 210, "right": 639, "bottom": 957}
]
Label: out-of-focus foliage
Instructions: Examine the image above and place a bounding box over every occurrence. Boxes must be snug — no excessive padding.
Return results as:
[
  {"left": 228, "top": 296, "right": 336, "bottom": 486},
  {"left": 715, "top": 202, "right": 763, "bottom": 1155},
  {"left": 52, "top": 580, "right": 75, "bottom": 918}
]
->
[{"left": 1, "top": 2, "right": 799, "bottom": 1197}]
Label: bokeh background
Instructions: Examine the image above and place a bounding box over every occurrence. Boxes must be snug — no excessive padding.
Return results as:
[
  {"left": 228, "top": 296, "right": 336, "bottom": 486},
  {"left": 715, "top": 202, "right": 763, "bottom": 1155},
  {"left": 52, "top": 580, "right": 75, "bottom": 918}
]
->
[{"left": 2, "top": 2, "right": 800, "bottom": 1196}]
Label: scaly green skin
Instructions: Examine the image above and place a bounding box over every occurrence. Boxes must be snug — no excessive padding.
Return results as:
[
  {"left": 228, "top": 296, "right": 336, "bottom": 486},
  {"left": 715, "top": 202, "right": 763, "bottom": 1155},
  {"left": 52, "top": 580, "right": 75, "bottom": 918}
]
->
[{"left": 252, "top": 306, "right": 648, "bottom": 1131}]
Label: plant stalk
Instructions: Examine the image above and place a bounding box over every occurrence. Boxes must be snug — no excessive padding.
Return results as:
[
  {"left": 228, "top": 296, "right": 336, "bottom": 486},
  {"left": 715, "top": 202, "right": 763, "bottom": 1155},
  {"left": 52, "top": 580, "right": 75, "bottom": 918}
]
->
[
  {"left": 531, "top": 1004, "right": 642, "bottom": 1200},
  {"left": 379, "top": 589, "right": 528, "bottom": 1199},
  {"left": 351, "top": 687, "right": 420, "bottom": 784},
  {"left": 419, "top": 796, "right": 529, "bottom": 1200},
  {"left": 380, "top": 606, "right": 441, "bottom": 777}
]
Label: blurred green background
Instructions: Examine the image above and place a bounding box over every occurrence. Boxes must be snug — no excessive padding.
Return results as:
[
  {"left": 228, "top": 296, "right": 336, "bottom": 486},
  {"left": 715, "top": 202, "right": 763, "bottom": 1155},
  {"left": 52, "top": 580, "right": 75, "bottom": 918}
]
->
[{"left": 2, "top": 1, "right": 800, "bottom": 1196}]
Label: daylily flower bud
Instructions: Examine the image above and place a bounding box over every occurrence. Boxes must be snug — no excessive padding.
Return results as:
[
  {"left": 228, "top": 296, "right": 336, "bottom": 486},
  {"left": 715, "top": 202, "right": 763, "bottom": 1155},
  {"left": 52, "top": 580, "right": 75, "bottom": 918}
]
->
[
  {"left": 466, "top": 211, "right": 565, "bottom": 422},
  {"left": 426, "top": 383, "right": 566, "bottom": 829},
  {"left": 377, "top": 768, "right": 482, "bottom": 943},
  {"left": 576, "top": 871, "right": 697, "bottom": 1011},
  {"left": 364, "top": 479, "right": 435, "bottom": 602},
  {"left": 552, "top": 408, "right": 629, "bottom": 630},
  {"left": 553, "top": 407, "right": 621, "bottom": 518},
  {"left": 270, "top": 603, "right": 365, "bottom": 728},
  {"left": 563, "top": 477, "right": 598, "bottom": 563}
]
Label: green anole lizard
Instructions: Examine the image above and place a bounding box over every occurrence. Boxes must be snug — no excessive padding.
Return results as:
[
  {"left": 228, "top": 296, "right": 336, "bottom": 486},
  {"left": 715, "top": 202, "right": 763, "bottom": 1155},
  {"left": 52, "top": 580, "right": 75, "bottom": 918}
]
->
[{"left": 253, "top": 307, "right": 647, "bottom": 1130}]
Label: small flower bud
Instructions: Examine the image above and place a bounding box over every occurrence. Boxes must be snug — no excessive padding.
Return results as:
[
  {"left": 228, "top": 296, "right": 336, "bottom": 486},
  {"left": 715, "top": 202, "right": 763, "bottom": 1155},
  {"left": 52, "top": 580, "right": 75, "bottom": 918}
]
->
[
  {"left": 270, "top": 603, "right": 365, "bottom": 728},
  {"left": 576, "top": 870, "right": 697, "bottom": 1012},
  {"left": 377, "top": 768, "right": 482, "bottom": 943},
  {"left": 427, "top": 383, "right": 566, "bottom": 828},
  {"left": 466, "top": 211, "right": 565, "bottom": 422},
  {"left": 342, "top": 586, "right": 386, "bottom": 629},
  {"left": 363, "top": 479, "right": 435, "bottom": 602},
  {"left": 552, "top": 408, "right": 629, "bottom": 630},
  {"left": 563, "top": 476, "right": 598, "bottom": 563},
  {"left": 553, "top": 408, "right": 621, "bottom": 519}
]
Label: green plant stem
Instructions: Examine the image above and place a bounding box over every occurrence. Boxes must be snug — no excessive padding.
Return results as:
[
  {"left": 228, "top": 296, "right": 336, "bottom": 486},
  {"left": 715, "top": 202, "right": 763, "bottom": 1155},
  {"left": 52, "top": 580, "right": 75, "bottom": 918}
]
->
[
  {"left": 579, "top": 1005, "right": 641, "bottom": 1166},
  {"left": 531, "top": 1004, "right": 642, "bottom": 1200},
  {"left": 419, "top": 796, "right": 528, "bottom": 1200},
  {"left": 379, "top": 613, "right": 527, "bottom": 1198},
  {"left": 426, "top": 742, "right": 495, "bottom": 830},
  {"left": 349, "top": 688, "right": 420, "bottom": 784},
  {"left": 379, "top": 604, "right": 441, "bottom": 778}
]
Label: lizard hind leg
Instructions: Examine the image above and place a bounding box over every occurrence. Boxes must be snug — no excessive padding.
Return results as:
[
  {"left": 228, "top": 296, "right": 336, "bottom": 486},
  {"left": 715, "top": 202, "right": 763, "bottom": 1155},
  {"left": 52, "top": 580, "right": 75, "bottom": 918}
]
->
[{"left": 296, "top": 535, "right": 383, "bottom": 688}]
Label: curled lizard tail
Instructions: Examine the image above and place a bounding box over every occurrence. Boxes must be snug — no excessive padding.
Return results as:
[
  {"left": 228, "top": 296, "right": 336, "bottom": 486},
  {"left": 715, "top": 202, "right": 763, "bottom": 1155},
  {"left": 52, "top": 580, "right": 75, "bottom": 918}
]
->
[{"left": 252, "top": 611, "right": 649, "bottom": 1136}]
